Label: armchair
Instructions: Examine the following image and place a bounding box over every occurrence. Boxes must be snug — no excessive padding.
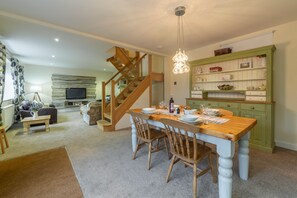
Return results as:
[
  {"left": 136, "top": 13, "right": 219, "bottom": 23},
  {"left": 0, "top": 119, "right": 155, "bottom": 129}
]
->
[{"left": 80, "top": 101, "right": 102, "bottom": 125}]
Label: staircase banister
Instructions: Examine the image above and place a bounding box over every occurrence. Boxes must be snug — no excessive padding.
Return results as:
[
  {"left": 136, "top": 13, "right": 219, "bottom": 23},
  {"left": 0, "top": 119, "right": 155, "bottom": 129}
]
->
[
  {"left": 101, "top": 81, "right": 106, "bottom": 119},
  {"left": 114, "top": 54, "right": 147, "bottom": 85},
  {"left": 105, "top": 56, "right": 138, "bottom": 86}
]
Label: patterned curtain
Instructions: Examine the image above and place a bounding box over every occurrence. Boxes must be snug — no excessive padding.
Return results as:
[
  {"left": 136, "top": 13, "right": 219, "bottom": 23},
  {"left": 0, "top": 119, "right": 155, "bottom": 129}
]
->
[
  {"left": 11, "top": 57, "right": 25, "bottom": 121},
  {"left": 0, "top": 42, "right": 7, "bottom": 126}
]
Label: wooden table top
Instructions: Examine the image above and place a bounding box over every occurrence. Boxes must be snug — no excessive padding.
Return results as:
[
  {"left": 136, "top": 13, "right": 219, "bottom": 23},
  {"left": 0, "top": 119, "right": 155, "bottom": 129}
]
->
[
  {"left": 21, "top": 115, "right": 51, "bottom": 122},
  {"left": 129, "top": 109, "right": 257, "bottom": 142}
]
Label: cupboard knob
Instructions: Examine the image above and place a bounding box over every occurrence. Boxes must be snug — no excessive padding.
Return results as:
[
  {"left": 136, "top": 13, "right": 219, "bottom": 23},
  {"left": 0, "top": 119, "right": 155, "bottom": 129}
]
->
[
  {"left": 227, "top": 105, "right": 230, "bottom": 107},
  {"left": 251, "top": 107, "right": 255, "bottom": 109}
]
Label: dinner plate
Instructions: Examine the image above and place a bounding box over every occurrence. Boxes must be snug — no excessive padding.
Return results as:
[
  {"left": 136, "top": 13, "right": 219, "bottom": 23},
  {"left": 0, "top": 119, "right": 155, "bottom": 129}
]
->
[
  {"left": 180, "top": 115, "right": 199, "bottom": 121},
  {"left": 178, "top": 117, "right": 202, "bottom": 124}
]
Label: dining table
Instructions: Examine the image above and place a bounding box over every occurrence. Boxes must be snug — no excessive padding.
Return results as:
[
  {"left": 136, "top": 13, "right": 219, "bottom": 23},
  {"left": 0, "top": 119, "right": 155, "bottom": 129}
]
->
[{"left": 129, "top": 108, "right": 257, "bottom": 198}]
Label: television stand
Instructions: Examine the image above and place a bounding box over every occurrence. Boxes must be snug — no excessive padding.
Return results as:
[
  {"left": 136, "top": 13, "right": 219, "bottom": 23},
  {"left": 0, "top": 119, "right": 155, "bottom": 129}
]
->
[{"left": 65, "top": 99, "right": 95, "bottom": 107}]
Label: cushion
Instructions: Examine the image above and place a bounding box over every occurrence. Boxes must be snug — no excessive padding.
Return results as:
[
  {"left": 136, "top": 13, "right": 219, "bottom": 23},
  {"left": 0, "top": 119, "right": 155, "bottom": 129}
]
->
[{"left": 20, "top": 100, "right": 32, "bottom": 110}]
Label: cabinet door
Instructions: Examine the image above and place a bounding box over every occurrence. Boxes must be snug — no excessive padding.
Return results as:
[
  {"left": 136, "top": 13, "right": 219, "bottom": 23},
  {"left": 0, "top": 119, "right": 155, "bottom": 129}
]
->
[{"left": 241, "top": 110, "right": 266, "bottom": 147}]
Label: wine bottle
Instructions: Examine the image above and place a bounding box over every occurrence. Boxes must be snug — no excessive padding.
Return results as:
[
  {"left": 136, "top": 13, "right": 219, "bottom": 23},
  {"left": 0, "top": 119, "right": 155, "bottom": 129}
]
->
[{"left": 169, "top": 97, "right": 174, "bottom": 113}]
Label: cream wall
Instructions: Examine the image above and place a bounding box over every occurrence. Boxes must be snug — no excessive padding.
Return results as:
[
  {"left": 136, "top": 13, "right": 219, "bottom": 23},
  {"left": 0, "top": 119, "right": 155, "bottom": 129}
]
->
[
  {"left": 164, "top": 20, "right": 297, "bottom": 151},
  {"left": 23, "top": 64, "right": 113, "bottom": 104}
]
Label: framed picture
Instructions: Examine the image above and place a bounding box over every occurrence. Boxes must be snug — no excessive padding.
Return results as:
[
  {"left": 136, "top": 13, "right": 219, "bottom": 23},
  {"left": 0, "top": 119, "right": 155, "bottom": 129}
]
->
[{"left": 239, "top": 60, "right": 252, "bottom": 69}]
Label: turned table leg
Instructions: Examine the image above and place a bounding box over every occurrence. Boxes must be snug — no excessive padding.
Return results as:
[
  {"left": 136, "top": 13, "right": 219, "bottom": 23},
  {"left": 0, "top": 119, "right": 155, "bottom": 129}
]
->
[{"left": 217, "top": 140, "right": 235, "bottom": 198}]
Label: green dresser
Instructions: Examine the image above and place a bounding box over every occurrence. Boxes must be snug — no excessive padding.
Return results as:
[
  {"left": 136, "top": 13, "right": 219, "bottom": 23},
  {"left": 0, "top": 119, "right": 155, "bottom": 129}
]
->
[
  {"left": 186, "top": 99, "right": 275, "bottom": 152},
  {"left": 187, "top": 45, "right": 275, "bottom": 152}
]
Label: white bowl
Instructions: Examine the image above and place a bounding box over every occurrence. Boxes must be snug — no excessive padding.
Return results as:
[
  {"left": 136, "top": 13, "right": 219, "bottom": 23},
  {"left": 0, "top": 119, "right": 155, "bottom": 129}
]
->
[
  {"left": 184, "top": 109, "right": 197, "bottom": 115},
  {"left": 180, "top": 115, "right": 199, "bottom": 121},
  {"left": 142, "top": 107, "right": 156, "bottom": 111},
  {"left": 142, "top": 107, "right": 156, "bottom": 113}
]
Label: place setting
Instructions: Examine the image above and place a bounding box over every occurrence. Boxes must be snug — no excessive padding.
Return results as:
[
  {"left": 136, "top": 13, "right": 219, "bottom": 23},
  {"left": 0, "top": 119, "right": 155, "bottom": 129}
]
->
[{"left": 178, "top": 114, "right": 203, "bottom": 125}]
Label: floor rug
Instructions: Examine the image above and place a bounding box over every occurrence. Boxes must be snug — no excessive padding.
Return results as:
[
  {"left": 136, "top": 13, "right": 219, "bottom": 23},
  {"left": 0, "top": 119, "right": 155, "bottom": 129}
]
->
[{"left": 0, "top": 147, "right": 83, "bottom": 198}]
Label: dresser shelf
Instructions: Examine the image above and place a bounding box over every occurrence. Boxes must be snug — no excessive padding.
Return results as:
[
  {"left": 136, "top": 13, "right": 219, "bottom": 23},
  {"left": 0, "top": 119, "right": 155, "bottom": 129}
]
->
[{"left": 188, "top": 45, "right": 276, "bottom": 152}]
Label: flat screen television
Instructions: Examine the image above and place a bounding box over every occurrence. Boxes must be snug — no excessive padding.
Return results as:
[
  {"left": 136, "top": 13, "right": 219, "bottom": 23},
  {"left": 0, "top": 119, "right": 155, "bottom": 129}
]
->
[{"left": 66, "top": 88, "right": 86, "bottom": 100}]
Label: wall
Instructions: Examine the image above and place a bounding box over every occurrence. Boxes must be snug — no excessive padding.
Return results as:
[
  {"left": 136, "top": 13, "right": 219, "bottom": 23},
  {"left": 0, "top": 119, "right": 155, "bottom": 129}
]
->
[
  {"left": 151, "top": 54, "right": 164, "bottom": 105},
  {"left": 23, "top": 64, "right": 113, "bottom": 104},
  {"left": 164, "top": 20, "right": 297, "bottom": 151}
]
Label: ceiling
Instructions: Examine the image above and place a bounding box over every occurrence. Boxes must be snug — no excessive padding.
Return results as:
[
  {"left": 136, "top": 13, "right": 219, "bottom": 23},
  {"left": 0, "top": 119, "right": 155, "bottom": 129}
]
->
[{"left": 1, "top": 0, "right": 297, "bottom": 71}]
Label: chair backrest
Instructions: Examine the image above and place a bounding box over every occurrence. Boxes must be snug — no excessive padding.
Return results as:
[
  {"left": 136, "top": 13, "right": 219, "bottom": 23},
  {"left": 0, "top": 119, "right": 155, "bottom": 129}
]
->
[
  {"left": 130, "top": 111, "right": 152, "bottom": 141},
  {"left": 219, "top": 109, "right": 234, "bottom": 116},
  {"left": 160, "top": 118, "right": 200, "bottom": 161}
]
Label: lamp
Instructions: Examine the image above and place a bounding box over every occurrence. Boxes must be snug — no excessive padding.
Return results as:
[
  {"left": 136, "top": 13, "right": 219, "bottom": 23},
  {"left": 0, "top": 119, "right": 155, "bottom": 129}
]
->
[
  {"left": 172, "top": 6, "right": 190, "bottom": 74},
  {"left": 30, "top": 85, "right": 43, "bottom": 103}
]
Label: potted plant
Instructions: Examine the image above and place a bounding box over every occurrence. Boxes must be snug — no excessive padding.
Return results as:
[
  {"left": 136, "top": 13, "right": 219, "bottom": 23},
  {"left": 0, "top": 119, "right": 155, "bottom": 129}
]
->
[{"left": 30, "top": 101, "right": 43, "bottom": 118}]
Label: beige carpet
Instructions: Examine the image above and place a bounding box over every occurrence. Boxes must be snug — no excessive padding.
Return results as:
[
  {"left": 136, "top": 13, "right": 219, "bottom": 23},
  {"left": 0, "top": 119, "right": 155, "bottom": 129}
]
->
[
  {"left": 0, "top": 147, "right": 83, "bottom": 198},
  {"left": 2, "top": 111, "right": 297, "bottom": 198}
]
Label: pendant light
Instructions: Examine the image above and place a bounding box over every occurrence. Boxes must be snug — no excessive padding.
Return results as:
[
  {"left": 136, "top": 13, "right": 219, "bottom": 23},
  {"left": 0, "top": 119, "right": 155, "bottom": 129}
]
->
[{"left": 172, "top": 6, "right": 190, "bottom": 74}]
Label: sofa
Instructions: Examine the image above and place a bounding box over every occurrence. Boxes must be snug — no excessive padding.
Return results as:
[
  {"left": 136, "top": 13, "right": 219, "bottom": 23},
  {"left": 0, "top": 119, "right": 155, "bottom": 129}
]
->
[
  {"left": 80, "top": 101, "right": 102, "bottom": 125},
  {"left": 19, "top": 100, "right": 58, "bottom": 124}
]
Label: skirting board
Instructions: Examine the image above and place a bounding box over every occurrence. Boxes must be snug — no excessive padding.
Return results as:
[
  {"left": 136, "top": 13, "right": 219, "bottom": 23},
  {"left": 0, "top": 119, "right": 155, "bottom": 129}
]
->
[{"left": 275, "top": 140, "right": 297, "bottom": 151}]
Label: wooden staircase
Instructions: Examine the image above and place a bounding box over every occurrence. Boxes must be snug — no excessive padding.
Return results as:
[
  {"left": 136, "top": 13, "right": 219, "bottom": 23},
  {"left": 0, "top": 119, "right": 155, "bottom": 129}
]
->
[{"left": 98, "top": 47, "right": 149, "bottom": 132}]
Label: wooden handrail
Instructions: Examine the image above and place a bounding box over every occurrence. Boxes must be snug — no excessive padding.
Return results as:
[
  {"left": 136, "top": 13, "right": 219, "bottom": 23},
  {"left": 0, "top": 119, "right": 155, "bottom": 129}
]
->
[
  {"left": 114, "top": 54, "right": 146, "bottom": 85},
  {"left": 105, "top": 56, "right": 137, "bottom": 86}
]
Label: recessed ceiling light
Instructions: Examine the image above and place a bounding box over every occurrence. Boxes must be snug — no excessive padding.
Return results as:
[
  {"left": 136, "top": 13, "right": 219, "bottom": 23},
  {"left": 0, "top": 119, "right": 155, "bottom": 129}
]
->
[
  {"left": 103, "top": 68, "right": 106, "bottom": 71},
  {"left": 54, "top": 38, "right": 59, "bottom": 42},
  {"left": 51, "top": 55, "right": 55, "bottom": 58}
]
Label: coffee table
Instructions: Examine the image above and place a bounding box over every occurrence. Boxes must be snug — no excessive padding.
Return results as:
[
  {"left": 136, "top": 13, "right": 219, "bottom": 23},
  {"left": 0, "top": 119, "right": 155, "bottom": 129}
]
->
[{"left": 21, "top": 115, "right": 51, "bottom": 133}]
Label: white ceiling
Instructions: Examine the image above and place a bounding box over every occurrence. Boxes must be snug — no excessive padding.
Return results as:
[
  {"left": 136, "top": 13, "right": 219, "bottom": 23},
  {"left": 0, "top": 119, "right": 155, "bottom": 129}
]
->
[{"left": 1, "top": 0, "right": 297, "bottom": 71}]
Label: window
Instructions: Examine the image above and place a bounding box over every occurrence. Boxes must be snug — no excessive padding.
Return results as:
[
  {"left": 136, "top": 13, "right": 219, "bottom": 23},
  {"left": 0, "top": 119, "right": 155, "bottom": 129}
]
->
[{"left": 3, "top": 58, "right": 14, "bottom": 100}]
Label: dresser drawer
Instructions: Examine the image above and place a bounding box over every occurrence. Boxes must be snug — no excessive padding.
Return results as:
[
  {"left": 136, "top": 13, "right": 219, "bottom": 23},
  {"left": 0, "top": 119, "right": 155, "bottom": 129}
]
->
[
  {"left": 187, "top": 100, "right": 200, "bottom": 106},
  {"left": 241, "top": 103, "right": 266, "bottom": 112},
  {"left": 246, "top": 91, "right": 266, "bottom": 96},
  {"left": 218, "top": 102, "right": 240, "bottom": 109},
  {"left": 202, "top": 101, "right": 218, "bottom": 108},
  {"left": 186, "top": 100, "right": 218, "bottom": 109}
]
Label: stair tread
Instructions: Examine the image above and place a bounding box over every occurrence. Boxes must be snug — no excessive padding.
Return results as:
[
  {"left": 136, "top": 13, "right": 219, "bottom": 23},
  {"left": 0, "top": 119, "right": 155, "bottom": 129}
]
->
[{"left": 97, "top": 120, "right": 112, "bottom": 126}]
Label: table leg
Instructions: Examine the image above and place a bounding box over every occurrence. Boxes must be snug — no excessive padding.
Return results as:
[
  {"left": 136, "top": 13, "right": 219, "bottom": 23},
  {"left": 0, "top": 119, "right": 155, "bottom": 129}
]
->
[
  {"left": 45, "top": 120, "right": 50, "bottom": 132},
  {"left": 217, "top": 140, "right": 235, "bottom": 198},
  {"left": 23, "top": 123, "right": 29, "bottom": 133},
  {"left": 238, "top": 131, "right": 250, "bottom": 180},
  {"left": 0, "top": 134, "right": 5, "bottom": 154},
  {"left": 130, "top": 115, "right": 137, "bottom": 152}
]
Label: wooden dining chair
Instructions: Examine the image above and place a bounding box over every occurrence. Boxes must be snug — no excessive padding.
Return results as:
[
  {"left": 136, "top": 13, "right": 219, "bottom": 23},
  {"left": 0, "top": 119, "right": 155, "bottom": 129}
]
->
[
  {"left": 130, "top": 111, "right": 169, "bottom": 170},
  {"left": 219, "top": 109, "right": 234, "bottom": 117},
  {"left": 160, "top": 118, "right": 217, "bottom": 198}
]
